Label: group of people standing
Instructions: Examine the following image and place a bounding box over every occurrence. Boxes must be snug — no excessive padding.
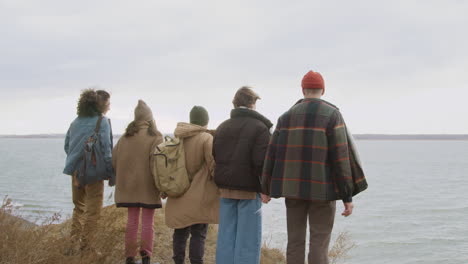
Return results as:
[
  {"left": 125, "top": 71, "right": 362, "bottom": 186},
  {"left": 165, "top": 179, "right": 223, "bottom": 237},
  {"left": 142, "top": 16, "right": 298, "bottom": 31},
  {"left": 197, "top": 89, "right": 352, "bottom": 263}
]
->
[{"left": 63, "top": 70, "right": 367, "bottom": 264}]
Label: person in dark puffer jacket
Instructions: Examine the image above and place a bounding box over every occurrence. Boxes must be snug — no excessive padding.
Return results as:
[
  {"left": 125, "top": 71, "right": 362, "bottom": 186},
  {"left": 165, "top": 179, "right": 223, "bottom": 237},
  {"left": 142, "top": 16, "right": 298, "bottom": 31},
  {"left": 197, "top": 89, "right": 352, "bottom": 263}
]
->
[{"left": 213, "top": 86, "right": 272, "bottom": 264}]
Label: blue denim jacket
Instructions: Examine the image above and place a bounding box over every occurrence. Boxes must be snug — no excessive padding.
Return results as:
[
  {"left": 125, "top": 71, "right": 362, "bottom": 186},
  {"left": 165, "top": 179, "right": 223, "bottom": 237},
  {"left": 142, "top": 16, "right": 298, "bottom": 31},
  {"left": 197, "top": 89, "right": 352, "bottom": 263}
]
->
[{"left": 63, "top": 115, "right": 114, "bottom": 184}]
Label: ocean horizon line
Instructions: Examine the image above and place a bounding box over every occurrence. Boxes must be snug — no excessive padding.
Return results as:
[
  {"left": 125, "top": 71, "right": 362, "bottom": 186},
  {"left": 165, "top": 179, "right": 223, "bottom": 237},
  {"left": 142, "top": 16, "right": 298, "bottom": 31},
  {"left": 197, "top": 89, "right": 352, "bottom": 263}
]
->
[{"left": 1, "top": 133, "right": 467, "bottom": 140}]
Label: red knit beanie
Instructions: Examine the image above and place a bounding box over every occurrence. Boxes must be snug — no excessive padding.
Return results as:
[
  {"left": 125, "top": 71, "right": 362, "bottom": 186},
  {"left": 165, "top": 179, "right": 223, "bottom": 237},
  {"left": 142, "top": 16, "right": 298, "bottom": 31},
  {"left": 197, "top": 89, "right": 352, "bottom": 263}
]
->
[{"left": 301, "top": 70, "right": 325, "bottom": 95}]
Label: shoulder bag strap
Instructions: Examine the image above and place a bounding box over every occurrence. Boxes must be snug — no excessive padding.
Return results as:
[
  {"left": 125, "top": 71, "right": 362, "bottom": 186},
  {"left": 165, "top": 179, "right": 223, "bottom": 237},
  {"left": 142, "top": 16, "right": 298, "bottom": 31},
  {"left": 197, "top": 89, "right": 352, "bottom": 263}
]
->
[{"left": 95, "top": 115, "right": 103, "bottom": 134}]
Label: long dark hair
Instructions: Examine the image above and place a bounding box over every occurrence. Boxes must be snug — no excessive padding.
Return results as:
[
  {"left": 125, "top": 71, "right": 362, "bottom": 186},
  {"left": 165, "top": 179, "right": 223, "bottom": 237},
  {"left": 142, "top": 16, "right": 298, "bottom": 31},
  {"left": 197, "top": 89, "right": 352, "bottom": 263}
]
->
[
  {"left": 124, "top": 120, "right": 161, "bottom": 137},
  {"left": 76, "top": 89, "right": 110, "bottom": 117}
]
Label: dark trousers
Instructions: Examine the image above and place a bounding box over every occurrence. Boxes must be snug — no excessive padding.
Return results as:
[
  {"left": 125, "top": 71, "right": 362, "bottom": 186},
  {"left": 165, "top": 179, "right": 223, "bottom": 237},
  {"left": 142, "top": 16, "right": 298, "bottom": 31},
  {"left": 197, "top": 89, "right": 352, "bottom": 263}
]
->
[
  {"left": 286, "top": 199, "right": 336, "bottom": 264},
  {"left": 173, "top": 224, "right": 208, "bottom": 264}
]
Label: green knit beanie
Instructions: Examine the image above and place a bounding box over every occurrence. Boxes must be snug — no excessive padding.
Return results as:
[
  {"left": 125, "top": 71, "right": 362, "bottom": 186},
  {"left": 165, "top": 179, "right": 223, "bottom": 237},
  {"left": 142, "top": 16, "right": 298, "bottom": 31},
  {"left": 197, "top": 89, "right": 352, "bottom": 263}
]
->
[{"left": 190, "top": 106, "right": 209, "bottom": 127}]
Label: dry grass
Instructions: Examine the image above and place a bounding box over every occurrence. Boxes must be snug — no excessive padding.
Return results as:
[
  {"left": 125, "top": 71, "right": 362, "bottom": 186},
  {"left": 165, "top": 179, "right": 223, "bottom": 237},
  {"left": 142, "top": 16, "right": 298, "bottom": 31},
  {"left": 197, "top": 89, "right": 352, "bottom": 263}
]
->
[
  {"left": 0, "top": 197, "right": 353, "bottom": 264},
  {"left": 328, "top": 232, "right": 356, "bottom": 264}
]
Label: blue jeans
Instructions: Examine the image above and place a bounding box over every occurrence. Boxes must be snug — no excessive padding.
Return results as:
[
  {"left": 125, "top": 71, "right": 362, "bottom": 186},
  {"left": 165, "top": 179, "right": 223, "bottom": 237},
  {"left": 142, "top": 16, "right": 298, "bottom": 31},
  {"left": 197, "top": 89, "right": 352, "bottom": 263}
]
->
[{"left": 215, "top": 194, "right": 262, "bottom": 264}]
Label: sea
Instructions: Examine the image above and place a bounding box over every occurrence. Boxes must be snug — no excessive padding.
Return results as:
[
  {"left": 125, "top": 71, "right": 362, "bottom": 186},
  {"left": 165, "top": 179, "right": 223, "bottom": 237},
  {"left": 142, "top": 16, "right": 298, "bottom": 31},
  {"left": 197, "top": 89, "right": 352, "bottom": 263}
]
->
[{"left": 0, "top": 138, "right": 467, "bottom": 264}]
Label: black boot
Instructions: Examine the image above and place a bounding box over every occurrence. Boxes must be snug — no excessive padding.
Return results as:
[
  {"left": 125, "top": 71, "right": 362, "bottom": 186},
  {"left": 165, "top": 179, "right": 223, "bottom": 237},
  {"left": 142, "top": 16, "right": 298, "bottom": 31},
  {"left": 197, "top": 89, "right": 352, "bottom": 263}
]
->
[
  {"left": 125, "top": 257, "right": 136, "bottom": 264},
  {"left": 141, "top": 250, "right": 150, "bottom": 264}
]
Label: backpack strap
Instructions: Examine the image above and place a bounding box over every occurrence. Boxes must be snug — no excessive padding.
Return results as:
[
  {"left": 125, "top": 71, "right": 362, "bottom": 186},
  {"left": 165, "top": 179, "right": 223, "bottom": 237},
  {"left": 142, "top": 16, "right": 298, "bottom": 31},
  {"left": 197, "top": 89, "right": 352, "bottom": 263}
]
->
[{"left": 95, "top": 115, "right": 104, "bottom": 134}]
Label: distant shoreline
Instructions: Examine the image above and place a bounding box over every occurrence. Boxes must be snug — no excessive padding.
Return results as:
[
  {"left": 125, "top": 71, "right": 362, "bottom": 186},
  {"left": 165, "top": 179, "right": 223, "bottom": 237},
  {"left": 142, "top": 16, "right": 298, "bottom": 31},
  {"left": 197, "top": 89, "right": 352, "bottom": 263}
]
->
[
  {"left": 1, "top": 134, "right": 467, "bottom": 140},
  {"left": 353, "top": 134, "right": 468, "bottom": 140}
]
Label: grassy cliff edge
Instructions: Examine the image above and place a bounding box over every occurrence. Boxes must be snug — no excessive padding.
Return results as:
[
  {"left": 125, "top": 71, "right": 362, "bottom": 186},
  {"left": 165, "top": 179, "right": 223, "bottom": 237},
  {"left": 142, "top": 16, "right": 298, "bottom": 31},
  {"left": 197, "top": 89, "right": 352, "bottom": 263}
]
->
[{"left": 0, "top": 199, "right": 352, "bottom": 264}]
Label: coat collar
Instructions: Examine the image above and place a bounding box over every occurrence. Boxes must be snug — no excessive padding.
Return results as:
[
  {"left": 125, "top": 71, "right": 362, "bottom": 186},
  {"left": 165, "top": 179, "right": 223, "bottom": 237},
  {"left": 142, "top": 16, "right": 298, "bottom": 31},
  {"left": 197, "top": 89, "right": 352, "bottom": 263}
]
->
[
  {"left": 293, "top": 98, "right": 339, "bottom": 110},
  {"left": 230, "top": 108, "right": 273, "bottom": 129}
]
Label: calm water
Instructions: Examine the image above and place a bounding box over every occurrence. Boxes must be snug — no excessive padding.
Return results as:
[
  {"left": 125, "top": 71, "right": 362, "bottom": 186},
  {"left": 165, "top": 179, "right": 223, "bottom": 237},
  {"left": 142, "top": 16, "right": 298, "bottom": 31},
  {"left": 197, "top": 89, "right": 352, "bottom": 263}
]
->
[{"left": 0, "top": 138, "right": 467, "bottom": 264}]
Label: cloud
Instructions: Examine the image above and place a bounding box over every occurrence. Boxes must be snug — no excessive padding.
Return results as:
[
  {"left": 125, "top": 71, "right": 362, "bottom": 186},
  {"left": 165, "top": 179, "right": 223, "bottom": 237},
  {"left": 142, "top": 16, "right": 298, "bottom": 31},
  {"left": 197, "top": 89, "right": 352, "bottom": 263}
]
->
[{"left": 0, "top": 0, "right": 467, "bottom": 134}]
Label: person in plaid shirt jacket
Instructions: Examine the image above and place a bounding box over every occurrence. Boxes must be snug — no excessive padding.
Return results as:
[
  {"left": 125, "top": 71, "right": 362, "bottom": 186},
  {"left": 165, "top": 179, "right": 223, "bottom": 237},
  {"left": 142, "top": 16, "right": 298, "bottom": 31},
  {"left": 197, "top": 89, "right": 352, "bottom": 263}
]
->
[{"left": 261, "top": 71, "right": 367, "bottom": 264}]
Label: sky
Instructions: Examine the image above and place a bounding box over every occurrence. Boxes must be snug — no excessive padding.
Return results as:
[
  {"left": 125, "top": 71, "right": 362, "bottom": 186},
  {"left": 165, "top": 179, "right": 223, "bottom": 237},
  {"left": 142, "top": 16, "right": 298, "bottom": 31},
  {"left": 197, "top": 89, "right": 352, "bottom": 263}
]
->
[{"left": 0, "top": 0, "right": 467, "bottom": 135}]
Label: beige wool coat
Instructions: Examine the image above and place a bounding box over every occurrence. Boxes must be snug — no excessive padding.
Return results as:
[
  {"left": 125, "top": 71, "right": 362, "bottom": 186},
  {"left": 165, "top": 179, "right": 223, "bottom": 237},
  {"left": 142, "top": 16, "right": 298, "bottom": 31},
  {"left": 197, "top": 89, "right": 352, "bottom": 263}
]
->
[
  {"left": 112, "top": 124, "right": 163, "bottom": 208},
  {"left": 165, "top": 122, "right": 220, "bottom": 229}
]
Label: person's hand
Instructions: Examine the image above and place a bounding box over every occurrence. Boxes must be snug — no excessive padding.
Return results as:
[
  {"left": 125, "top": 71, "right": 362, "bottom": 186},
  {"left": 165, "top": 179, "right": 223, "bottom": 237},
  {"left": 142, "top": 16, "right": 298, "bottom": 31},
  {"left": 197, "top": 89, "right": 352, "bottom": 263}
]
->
[
  {"left": 261, "top": 194, "right": 271, "bottom": 204},
  {"left": 342, "top": 202, "right": 354, "bottom": 217},
  {"left": 160, "top": 193, "right": 168, "bottom": 199}
]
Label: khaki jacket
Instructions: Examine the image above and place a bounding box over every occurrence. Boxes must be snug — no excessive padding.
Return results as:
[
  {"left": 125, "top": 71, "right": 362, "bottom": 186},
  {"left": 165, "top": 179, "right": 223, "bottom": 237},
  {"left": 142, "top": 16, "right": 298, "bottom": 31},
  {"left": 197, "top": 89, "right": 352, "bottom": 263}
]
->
[
  {"left": 165, "top": 122, "right": 220, "bottom": 229},
  {"left": 113, "top": 124, "right": 163, "bottom": 208}
]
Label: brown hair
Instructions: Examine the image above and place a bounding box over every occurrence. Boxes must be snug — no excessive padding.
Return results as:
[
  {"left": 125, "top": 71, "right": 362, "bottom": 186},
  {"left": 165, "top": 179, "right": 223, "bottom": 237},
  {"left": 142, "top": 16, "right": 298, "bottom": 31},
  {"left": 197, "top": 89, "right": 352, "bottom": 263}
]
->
[
  {"left": 303, "top": 88, "right": 323, "bottom": 96},
  {"left": 124, "top": 120, "right": 161, "bottom": 138},
  {"left": 232, "top": 86, "right": 260, "bottom": 108},
  {"left": 76, "top": 89, "right": 110, "bottom": 117},
  {"left": 96, "top": 90, "right": 110, "bottom": 113}
]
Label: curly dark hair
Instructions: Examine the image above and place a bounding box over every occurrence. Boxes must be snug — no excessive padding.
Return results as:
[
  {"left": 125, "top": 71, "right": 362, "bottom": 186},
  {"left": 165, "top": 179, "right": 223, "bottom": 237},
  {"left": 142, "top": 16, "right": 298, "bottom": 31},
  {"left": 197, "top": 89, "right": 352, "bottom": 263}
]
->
[
  {"left": 77, "top": 89, "right": 110, "bottom": 117},
  {"left": 124, "top": 120, "right": 161, "bottom": 138}
]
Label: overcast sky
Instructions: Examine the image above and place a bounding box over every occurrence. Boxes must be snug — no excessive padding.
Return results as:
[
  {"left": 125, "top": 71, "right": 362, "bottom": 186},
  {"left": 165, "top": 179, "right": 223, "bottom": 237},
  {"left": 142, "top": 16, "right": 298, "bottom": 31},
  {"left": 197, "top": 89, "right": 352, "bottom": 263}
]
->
[{"left": 1, "top": 0, "right": 467, "bottom": 135}]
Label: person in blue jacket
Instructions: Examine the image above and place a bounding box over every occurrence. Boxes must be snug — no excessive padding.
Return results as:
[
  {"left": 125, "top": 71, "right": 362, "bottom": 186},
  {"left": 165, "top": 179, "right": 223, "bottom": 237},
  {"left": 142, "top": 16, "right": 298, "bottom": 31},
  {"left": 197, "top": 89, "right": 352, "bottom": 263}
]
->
[{"left": 63, "top": 88, "right": 114, "bottom": 251}]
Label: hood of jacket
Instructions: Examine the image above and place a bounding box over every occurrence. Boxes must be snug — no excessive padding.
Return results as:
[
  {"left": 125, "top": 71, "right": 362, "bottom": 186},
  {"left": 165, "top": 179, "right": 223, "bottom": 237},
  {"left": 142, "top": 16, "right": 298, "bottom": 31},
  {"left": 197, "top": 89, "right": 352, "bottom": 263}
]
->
[{"left": 174, "top": 122, "right": 207, "bottom": 139}]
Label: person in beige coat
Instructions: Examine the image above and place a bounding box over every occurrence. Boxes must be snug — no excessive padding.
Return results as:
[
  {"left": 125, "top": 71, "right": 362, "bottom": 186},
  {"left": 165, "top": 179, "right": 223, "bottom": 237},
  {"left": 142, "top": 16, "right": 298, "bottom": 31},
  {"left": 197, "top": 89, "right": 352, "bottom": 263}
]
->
[
  {"left": 164, "top": 106, "right": 220, "bottom": 264},
  {"left": 112, "top": 100, "right": 163, "bottom": 264}
]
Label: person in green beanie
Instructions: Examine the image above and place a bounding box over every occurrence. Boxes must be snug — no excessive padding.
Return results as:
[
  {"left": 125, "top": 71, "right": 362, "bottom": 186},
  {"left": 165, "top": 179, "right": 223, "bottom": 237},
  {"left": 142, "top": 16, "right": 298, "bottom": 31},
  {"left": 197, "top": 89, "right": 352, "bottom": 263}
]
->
[
  {"left": 190, "top": 106, "right": 209, "bottom": 127},
  {"left": 164, "top": 106, "right": 220, "bottom": 264}
]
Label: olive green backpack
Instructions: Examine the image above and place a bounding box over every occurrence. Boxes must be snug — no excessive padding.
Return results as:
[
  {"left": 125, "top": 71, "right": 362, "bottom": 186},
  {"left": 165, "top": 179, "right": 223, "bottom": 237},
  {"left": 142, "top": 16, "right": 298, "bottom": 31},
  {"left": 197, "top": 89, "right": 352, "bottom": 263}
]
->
[{"left": 151, "top": 136, "right": 190, "bottom": 198}]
